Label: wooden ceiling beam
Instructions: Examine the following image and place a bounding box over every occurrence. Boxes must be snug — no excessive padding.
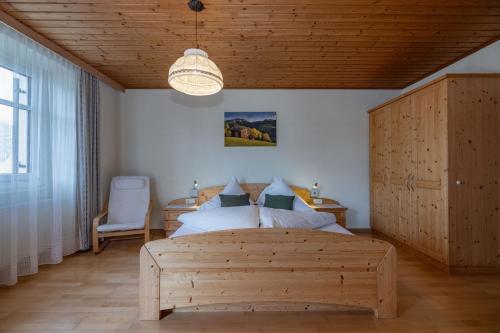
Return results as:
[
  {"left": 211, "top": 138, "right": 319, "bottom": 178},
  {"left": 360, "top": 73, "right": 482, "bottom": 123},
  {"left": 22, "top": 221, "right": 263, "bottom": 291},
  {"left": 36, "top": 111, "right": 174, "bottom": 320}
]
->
[{"left": 0, "top": 9, "right": 124, "bottom": 91}]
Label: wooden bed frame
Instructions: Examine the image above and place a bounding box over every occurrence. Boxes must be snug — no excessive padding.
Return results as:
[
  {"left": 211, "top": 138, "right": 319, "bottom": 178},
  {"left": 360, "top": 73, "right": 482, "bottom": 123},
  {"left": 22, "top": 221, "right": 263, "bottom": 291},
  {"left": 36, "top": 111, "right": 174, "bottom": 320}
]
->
[{"left": 140, "top": 229, "right": 397, "bottom": 319}]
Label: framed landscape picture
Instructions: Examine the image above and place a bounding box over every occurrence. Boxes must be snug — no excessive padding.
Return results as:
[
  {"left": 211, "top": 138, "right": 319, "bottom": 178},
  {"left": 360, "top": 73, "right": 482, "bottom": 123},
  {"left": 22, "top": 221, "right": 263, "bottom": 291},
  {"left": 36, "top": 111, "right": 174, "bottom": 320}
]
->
[{"left": 224, "top": 112, "right": 277, "bottom": 147}]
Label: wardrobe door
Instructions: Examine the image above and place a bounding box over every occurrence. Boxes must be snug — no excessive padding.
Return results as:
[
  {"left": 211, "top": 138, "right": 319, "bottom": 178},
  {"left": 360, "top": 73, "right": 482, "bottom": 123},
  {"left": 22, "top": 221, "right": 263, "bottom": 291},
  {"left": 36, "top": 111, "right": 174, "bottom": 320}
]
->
[
  {"left": 389, "top": 96, "right": 414, "bottom": 244},
  {"left": 369, "top": 106, "right": 391, "bottom": 234},
  {"left": 447, "top": 77, "right": 500, "bottom": 268},
  {"left": 411, "top": 81, "right": 449, "bottom": 264}
]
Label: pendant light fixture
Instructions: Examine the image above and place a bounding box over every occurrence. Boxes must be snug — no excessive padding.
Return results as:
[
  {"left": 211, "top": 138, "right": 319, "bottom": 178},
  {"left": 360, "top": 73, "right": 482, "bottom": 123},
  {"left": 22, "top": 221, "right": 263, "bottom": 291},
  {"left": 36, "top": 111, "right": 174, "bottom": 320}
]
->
[{"left": 168, "top": 0, "right": 223, "bottom": 96}]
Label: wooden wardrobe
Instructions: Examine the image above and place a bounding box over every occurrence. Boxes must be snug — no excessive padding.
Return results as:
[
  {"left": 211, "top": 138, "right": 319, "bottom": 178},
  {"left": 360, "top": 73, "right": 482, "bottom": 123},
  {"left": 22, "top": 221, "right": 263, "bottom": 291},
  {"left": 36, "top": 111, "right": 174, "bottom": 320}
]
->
[{"left": 369, "top": 74, "right": 500, "bottom": 273}]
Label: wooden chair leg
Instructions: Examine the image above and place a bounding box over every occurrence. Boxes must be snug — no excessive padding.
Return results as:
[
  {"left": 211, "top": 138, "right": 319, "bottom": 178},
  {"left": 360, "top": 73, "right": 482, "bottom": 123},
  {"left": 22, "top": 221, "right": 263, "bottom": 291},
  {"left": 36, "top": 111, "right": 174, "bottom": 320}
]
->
[
  {"left": 93, "top": 230, "right": 109, "bottom": 254},
  {"left": 94, "top": 226, "right": 149, "bottom": 254},
  {"left": 94, "top": 238, "right": 110, "bottom": 254},
  {"left": 92, "top": 228, "right": 100, "bottom": 254}
]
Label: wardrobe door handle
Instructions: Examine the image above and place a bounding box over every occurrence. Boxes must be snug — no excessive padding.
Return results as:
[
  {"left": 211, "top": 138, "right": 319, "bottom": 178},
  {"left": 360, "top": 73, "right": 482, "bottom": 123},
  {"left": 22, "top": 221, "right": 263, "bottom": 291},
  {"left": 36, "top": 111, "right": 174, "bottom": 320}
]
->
[
  {"left": 406, "top": 174, "right": 411, "bottom": 191},
  {"left": 410, "top": 175, "right": 416, "bottom": 191}
]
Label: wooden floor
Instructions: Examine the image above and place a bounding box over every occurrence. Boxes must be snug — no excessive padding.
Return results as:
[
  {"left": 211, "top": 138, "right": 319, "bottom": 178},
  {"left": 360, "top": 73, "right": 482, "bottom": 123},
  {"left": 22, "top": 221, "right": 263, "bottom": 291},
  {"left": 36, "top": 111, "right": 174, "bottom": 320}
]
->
[{"left": 1, "top": 232, "right": 499, "bottom": 333}]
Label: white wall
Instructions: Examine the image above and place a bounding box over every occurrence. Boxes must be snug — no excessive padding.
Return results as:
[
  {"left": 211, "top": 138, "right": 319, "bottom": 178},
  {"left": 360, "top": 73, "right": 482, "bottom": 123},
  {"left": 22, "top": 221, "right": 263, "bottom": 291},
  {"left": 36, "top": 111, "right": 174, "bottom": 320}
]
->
[
  {"left": 103, "top": 40, "right": 500, "bottom": 230},
  {"left": 99, "top": 82, "right": 121, "bottom": 207},
  {"left": 118, "top": 89, "right": 398, "bottom": 228},
  {"left": 403, "top": 40, "right": 500, "bottom": 93}
]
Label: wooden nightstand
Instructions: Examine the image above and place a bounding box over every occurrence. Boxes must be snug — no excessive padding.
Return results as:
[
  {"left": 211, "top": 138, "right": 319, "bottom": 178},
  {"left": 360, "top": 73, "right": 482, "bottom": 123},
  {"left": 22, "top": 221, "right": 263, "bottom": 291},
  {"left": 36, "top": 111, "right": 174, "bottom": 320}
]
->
[
  {"left": 163, "top": 201, "right": 199, "bottom": 236},
  {"left": 310, "top": 203, "right": 348, "bottom": 228}
]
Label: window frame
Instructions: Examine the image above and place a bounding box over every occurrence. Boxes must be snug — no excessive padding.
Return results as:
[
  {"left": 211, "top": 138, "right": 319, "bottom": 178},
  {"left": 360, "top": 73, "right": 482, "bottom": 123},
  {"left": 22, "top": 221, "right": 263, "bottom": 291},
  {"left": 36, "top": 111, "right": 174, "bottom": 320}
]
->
[{"left": 0, "top": 64, "right": 32, "bottom": 176}]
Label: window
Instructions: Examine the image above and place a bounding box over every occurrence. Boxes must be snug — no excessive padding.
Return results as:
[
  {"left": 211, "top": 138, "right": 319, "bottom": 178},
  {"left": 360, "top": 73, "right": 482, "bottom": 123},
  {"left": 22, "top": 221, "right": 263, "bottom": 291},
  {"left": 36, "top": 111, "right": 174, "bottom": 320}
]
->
[{"left": 0, "top": 66, "right": 30, "bottom": 175}]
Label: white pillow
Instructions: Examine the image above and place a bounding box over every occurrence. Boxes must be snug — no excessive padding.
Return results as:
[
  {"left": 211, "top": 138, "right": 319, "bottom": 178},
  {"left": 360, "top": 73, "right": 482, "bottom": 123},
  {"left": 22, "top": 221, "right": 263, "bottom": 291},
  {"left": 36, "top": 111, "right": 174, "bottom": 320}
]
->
[
  {"left": 199, "top": 176, "right": 247, "bottom": 210},
  {"left": 178, "top": 205, "right": 259, "bottom": 232},
  {"left": 257, "top": 177, "right": 314, "bottom": 212},
  {"left": 259, "top": 207, "right": 335, "bottom": 229},
  {"left": 293, "top": 196, "right": 315, "bottom": 212}
]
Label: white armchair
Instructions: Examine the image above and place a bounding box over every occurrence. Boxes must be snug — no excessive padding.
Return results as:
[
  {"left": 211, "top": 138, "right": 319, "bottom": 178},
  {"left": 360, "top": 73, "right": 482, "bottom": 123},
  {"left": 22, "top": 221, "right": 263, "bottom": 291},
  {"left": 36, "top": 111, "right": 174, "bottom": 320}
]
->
[{"left": 92, "top": 176, "right": 153, "bottom": 254}]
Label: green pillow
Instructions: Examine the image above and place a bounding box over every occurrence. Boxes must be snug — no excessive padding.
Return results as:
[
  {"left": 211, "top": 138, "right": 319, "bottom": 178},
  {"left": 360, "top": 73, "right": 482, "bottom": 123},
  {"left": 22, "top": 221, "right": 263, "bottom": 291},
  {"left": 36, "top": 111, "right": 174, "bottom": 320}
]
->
[
  {"left": 264, "top": 194, "right": 295, "bottom": 210},
  {"left": 219, "top": 193, "right": 250, "bottom": 207}
]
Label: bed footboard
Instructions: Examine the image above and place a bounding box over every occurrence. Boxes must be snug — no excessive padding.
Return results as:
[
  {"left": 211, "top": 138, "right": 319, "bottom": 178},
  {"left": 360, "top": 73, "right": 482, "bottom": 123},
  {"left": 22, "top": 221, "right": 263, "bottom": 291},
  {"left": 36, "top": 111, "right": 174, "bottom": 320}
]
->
[{"left": 140, "top": 229, "right": 397, "bottom": 320}]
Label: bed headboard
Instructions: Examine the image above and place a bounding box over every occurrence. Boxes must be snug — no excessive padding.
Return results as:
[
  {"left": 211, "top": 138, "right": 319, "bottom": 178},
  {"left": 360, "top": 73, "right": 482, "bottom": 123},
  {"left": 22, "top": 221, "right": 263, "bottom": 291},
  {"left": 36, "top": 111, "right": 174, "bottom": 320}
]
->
[
  {"left": 167, "top": 183, "right": 340, "bottom": 206},
  {"left": 198, "top": 183, "right": 313, "bottom": 204}
]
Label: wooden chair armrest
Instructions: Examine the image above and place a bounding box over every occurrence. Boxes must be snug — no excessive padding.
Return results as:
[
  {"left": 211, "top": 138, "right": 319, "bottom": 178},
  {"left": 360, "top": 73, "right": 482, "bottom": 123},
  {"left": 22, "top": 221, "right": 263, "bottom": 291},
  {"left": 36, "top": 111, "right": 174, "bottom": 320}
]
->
[
  {"left": 148, "top": 201, "right": 153, "bottom": 215},
  {"left": 92, "top": 209, "right": 108, "bottom": 254},
  {"left": 93, "top": 210, "right": 108, "bottom": 229},
  {"left": 145, "top": 201, "right": 153, "bottom": 226},
  {"left": 144, "top": 201, "right": 154, "bottom": 242}
]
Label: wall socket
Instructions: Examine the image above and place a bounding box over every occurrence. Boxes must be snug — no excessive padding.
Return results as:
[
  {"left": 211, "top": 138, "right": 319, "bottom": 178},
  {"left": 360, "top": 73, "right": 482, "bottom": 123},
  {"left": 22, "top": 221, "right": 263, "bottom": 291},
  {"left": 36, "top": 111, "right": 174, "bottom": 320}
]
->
[
  {"left": 312, "top": 198, "right": 323, "bottom": 205},
  {"left": 185, "top": 198, "right": 197, "bottom": 205}
]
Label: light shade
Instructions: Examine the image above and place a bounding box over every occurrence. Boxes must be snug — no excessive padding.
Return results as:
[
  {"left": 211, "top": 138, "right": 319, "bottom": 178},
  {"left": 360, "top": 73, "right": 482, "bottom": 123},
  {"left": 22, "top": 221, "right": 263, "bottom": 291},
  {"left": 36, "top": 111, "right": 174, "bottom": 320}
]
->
[{"left": 168, "top": 48, "right": 223, "bottom": 96}]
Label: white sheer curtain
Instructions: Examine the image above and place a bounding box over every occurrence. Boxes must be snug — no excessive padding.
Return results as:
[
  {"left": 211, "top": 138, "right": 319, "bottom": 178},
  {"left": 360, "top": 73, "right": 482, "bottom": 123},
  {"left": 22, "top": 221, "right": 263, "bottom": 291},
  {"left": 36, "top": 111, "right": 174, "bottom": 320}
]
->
[{"left": 0, "top": 23, "right": 80, "bottom": 285}]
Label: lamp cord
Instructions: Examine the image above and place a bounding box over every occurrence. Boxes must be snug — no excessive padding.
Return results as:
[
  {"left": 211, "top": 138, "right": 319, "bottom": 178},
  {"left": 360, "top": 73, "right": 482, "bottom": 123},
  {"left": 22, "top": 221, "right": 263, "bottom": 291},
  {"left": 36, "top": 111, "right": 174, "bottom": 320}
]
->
[{"left": 195, "top": 8, "right": 198, "bottom": 48}]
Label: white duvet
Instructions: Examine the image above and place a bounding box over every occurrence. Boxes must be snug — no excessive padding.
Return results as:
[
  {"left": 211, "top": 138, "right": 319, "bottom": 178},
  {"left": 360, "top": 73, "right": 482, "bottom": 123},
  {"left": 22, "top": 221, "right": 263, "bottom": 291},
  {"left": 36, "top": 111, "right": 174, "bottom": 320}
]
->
[
  {"left": 178, "top": 205, "right": 259, "bottom": 232},
  {"left": 259, "top": 206, "right": 335, "bottom": 229},
  {"left": 172, "top": 205, "right": 352, "bottom": 238}
]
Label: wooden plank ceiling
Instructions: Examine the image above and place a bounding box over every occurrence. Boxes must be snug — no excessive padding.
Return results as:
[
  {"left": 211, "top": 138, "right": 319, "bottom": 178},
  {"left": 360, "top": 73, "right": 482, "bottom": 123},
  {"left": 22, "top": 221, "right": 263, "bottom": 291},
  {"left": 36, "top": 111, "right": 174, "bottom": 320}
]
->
[{"left": 1, "top": 0, "right": 499, "bottom": 89}]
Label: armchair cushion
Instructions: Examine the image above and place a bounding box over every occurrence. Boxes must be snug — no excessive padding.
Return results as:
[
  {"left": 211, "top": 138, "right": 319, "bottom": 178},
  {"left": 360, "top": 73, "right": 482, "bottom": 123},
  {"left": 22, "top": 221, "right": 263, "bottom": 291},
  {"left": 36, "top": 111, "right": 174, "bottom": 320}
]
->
[
  {"left": 97, "top": 221, "right": 145, "bottom": 233},
  {"left": 107, "top": 176, "right": 150, "bottom": 226}
]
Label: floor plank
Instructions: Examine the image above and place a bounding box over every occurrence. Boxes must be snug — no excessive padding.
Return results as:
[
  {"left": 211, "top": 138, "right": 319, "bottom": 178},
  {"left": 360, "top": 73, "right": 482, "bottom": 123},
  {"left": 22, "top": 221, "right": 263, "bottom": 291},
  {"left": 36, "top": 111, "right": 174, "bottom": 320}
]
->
[{"left": 1, "top": 232, "right": 499, "bottom": 333}]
